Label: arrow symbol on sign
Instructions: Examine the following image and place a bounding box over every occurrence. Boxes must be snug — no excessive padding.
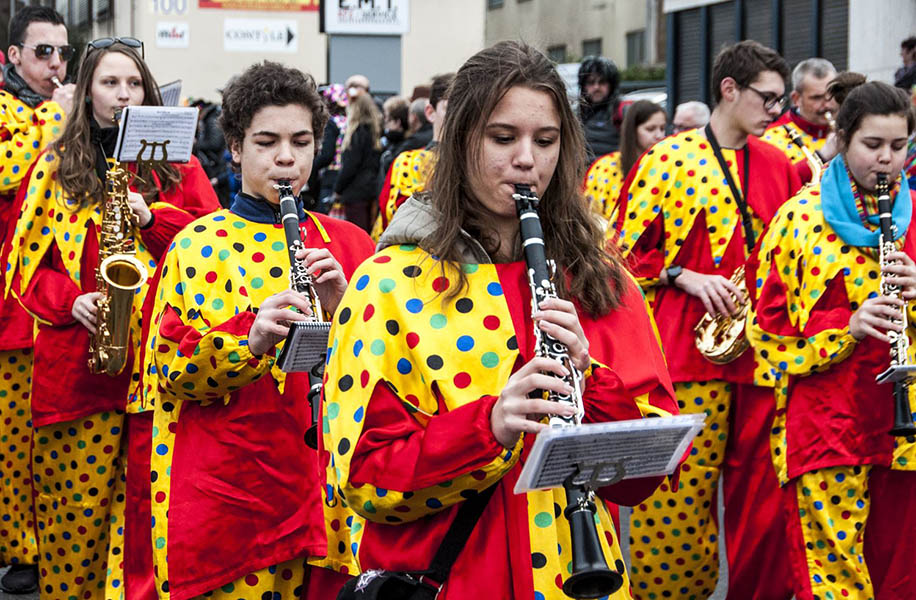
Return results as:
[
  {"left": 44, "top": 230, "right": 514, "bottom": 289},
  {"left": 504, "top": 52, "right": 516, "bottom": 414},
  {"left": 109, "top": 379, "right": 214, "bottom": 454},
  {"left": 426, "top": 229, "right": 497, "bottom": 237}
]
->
[{"left": 286, "top": 26, "right": 295, "bottom": 45}]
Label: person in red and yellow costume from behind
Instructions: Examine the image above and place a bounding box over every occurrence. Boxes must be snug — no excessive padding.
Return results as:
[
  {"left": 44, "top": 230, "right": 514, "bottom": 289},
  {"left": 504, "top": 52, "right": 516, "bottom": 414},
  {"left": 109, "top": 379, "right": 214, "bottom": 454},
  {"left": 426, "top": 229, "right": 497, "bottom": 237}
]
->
[
  {"left": 761, "top": 58, "right": 840, "bottom": 184},
  {"left": 747, "top": 76, "right": 916, "bottom": 600},
  {"left": 0, "top": 6, "right": 74, "bottom": 595},
  {"left": 4, "top": 39, "right": 219, "bottom": 600},
  {"left": 614, "top": 40, "right": 800, "bottom": 600},
  {"left": 374, "top": 73, "right": 453, "bottom": 238}
]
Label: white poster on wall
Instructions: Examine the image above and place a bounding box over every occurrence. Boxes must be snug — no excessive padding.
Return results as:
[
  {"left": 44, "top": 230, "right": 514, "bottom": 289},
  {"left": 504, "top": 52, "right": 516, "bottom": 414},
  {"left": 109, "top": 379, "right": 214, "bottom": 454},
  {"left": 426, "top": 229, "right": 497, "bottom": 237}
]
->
[
  {"left": 323, "top": 0, "right": 409, "bottom": 35},
  {"left": 223, "top": 19, "right": 298, "bottom": 53},
  {"left": 156, "top": 22, "right": 190, "bottom": 48}
]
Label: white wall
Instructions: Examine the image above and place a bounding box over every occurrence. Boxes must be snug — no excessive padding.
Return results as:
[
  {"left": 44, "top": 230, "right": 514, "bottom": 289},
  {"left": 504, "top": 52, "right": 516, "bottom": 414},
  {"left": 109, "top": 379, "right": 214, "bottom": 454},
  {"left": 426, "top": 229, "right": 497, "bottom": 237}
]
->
[
  {"left": 848, "top": 0, "right": 916, "bottom": 83},
  {"left": 132, "top": 1, "right": 485, "bottom": 103}
]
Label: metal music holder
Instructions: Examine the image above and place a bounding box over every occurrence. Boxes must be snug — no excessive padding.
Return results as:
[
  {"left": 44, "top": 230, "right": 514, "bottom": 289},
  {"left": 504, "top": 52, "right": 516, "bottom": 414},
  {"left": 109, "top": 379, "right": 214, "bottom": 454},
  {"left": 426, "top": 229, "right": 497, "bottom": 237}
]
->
[{"left": 136, "top": 139, "right": 171, "bottom": 169}]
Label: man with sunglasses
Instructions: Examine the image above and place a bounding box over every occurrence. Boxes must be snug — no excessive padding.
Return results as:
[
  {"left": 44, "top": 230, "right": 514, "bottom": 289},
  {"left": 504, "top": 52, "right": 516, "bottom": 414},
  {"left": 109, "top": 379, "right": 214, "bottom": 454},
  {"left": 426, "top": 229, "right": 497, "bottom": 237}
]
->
[
  {"left": 0, "top": 5, "right": 73, "bottom": 596},
  {"left": 613, "top": 40, "right": 801, "bottom": 600}
]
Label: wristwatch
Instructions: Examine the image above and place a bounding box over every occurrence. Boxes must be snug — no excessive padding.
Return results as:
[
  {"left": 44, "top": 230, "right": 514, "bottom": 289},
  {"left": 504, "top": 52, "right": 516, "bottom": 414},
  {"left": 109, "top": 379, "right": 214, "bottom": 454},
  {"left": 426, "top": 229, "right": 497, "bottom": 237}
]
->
[{"left": 666, "top": 265, "right": 683, "bottom": 286}]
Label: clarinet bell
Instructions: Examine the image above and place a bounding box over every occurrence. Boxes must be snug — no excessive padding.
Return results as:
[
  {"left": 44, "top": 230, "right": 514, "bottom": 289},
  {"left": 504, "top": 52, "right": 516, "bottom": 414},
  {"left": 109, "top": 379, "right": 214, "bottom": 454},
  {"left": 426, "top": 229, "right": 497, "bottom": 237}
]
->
[{"left": 562, "top": 489, "right": 623, "bottom": 599}]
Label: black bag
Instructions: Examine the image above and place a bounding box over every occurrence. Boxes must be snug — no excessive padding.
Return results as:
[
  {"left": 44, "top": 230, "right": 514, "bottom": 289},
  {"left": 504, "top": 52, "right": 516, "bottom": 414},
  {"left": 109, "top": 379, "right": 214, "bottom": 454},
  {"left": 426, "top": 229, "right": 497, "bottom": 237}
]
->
[{"left": 336, "top": 484, "right": 497, "bottom": 600}]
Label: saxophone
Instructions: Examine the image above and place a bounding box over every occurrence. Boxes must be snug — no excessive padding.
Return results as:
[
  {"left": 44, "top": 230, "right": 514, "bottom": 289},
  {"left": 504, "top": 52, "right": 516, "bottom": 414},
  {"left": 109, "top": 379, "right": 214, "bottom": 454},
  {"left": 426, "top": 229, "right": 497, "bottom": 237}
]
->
[
  {"left": 693, "top": 266, "right": 750, "bottom": 364},
  {"left": 874, "top": 173, "right": 916, "bottom": 436},
  {"left": 783, "top": 124, "right": 825, "bottom": 182},
  {"left": 514, "top": 184, "right": 623, "bottom": 599},
  {"left": 88, "top": 157, "right": 149, "bottom": 376}
]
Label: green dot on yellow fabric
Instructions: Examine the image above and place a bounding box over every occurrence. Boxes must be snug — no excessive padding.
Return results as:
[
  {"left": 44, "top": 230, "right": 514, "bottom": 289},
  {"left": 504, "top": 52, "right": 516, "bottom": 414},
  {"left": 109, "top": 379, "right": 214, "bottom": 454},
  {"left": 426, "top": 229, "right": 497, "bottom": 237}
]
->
[
  {"left": 326, "top": 403, "right": 340, "bottom": 419},
  {"left": 481, "top": 352, "right": 499, "bottom": 368},
  {"left": 462, "top": 263, "right": 478, "bottom": 273},
  {"left": 272, "top": 241, "right": 285, "bottom": 251},
  {"left": 218, "top": 249, "right": 230, "bottom": 261},
  {"left": 379, "top": 278, "right": 395, "bottom": 292},
  {"left": 430, "top": 314, "right": 447, "bottom": 329},
  {"left": 251, "top": 277, "right": 264, "bottom": 289},
  {"left": 212, "top": 298, "right": 224, "bottom": 310},
  {"left": 233, "top": 220, "right": 245, "bottom": 229},
  {"left": 227, "top": 351, "right": 241, "bottom": 363},
  {"left": 363, "top": 501, "right": 377, "bottom": 513},
  {"left": 534, "top": 512, "right": 552, "bottom": 527},
  {"left": 370, "top": 339, "right": 385, "bottom": 355},
  {"left": 179, "top": 237, "right": 191, "bottom": 249}
]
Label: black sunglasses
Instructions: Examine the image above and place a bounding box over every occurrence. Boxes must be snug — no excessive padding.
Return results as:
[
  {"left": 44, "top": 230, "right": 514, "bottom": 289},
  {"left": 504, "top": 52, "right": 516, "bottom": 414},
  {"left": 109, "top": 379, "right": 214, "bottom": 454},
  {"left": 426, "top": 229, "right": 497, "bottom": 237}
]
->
[
  {"left": 86, "top": 37, "right": 144, "bottom": 59},
  {"left": 17, "top": 43, "right": 75, "bottom": 61}
]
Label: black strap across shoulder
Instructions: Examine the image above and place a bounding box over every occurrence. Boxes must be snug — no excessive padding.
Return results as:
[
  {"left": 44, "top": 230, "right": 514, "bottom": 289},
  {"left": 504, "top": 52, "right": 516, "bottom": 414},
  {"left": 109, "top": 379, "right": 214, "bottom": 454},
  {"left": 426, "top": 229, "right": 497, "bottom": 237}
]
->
[
  {"left": 425, "top": 483, "right": 498, "bottom": 583},
  {"left": 704, "top": 123, "right": 755, "bottom": 253}
]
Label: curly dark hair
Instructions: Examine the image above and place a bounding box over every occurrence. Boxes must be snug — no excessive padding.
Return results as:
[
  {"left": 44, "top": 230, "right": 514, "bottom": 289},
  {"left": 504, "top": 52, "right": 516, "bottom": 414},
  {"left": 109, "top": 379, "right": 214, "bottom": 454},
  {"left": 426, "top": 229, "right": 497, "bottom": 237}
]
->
[{"left": 219, "top": 61, "right": 329, "bottom": 159}]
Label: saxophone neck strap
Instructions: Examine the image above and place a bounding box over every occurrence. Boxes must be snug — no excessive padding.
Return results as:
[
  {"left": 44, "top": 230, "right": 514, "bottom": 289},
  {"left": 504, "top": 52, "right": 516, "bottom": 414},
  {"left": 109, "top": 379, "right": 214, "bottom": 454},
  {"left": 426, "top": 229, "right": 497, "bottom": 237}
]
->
[
  {"left": 425, "top": 483, "right": 498, "bottom": 584},
  {"left": 704, "top": 123, "right": 755, "bottom": 252}
]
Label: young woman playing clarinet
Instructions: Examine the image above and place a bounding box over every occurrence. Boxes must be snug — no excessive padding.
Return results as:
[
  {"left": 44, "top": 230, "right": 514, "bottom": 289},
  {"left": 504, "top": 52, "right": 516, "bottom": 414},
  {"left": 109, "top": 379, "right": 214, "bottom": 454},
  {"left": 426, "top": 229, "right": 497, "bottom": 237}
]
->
[
  {"left": 748, "top": 75, "right": 916, "bottom": 600},
  {"left": 320, "top": 40, "right": 679, "bottom": 600}
]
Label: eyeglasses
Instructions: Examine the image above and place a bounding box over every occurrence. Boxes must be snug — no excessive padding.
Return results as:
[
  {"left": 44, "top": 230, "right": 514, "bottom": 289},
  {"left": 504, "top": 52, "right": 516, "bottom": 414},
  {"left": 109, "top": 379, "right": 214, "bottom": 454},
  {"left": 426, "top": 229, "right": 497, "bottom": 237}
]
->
[
  {"left": 743, "top": 84, "right": 788, "bottom": 111},
  {"left": 86, "top": 37, "right": 144, "bottom": 59},
  {"left": 16, "top": 43, "right": 75, "bottom": 61}
]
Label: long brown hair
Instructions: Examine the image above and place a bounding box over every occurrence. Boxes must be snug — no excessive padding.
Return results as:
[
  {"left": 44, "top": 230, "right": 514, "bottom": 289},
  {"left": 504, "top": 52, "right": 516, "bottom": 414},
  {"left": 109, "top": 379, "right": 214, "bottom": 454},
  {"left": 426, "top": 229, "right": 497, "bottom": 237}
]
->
[
  {"left": 342, "top": 92, "right": 381, "bottom": 151},
  {"left": 424, "top": 41, "right": 624, "bottom": 316},
  {"left": 53, "top": 42, "right": 180, "bottom": 206},
  {"left": 619, "top": 100, "right": 665, "bottom": 176}
]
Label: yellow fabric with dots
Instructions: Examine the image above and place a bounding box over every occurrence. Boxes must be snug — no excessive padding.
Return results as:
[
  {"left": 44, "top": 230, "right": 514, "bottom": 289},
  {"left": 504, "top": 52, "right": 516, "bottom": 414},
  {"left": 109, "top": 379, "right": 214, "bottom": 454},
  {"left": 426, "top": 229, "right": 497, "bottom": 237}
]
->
[
  {"left": 629, "top": 379, "right": 731, "bottom": 600},
  {"left": 618, "top": 132, "right": 768, "bottom": 280},
  {"left": 584, "top": 151, "right": 624, "bottom": 222},
  {"left": 322, "top": 244, "right": 639, "bottom": 598},
  {"left": 0, "top": 348, "right": 38, "bottom": 566},
  {"left": 3, "top": 151, "right": 165, "bottom": 414},
  {"left": 793, "top": 466, "right": 875, "bottom": 600},
  {"left": 384, "top": 149, "right": 435, "bottom": 225},
  {"left": 747, "top": 183, "right": 916, "bottom": 484},
  {"left": 0, "top": 91, "right": 65, "bottom": 193},
  {"left": 147, "top": 210, "right": 330, "bottom": 597},
  {"left": 760, "top": 121, "right": 828, "bottom": 166}
]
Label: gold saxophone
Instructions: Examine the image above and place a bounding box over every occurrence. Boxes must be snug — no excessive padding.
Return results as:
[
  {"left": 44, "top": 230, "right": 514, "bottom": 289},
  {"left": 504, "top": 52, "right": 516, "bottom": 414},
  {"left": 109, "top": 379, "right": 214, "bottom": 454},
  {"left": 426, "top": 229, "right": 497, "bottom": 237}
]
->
[
  {"left": 88, "top": 157, "right": 149, "bottom": 376},
  {"left": 693, "top": 265, "right": 750, "bottom": 364},
  {"left": 783, "top": 124, "right": 825, "bottom": 182}
]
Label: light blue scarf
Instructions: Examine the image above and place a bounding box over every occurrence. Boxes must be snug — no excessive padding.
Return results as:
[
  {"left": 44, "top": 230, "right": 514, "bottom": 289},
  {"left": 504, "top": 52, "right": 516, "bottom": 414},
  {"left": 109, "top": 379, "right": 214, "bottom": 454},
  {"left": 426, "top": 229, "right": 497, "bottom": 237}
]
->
[{"left": 821, "top": 154, "right": 911, "bottom": 248}]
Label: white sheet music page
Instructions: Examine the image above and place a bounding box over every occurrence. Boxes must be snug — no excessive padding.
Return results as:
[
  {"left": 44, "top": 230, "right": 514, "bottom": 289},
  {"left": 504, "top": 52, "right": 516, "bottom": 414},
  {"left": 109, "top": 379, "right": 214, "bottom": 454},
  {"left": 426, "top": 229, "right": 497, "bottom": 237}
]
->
[
  {"left": 513, "top": 413, "right": 705, "bottom": 494},
  {"left": 114, "top": 105, "right": 198, "bottom": 163},
  {"left": 158, "top": 80, "right": 183, "bottom": 107}
]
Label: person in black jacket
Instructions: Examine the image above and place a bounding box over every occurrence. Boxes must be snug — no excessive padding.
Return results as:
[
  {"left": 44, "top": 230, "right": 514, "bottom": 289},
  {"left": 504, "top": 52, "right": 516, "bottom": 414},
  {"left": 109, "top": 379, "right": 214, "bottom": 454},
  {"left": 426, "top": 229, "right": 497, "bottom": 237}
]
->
[
  {"left": 334, "top": 91, "right": 381, "bottom": 231},
  {"left": 578, "top": 55, "right": 622, "bottom": 163}
]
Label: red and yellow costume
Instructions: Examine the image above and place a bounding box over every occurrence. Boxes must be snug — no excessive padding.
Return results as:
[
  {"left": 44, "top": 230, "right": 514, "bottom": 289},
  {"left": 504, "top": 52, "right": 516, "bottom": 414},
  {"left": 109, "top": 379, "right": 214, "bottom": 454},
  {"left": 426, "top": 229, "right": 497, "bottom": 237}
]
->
[
  {"left": 146, "top": 194, "right": 374, "bottom": 600},
  {"left": 373, "top": 148, "right": 435, "bottom": 238},
  {"left": 4, "top": 150, "right": 218, "bottom": 600},
  {"left": 615, "top": 129, "right": 800, "bottom": 599},
  {"left": 319, "top": 237, "right": 679, "bottom": 599},
  {"left": 583, "top": 151, "right": 624, "bottom": 223},
  {"left": 747, "top": 163, "right": 916, "bottom": 600},
  {"left": 0, "top": 90, "right": 66, "bottom": 569},
  {"left": 761, "top": 109, "right": 831, "bottom": 184}
]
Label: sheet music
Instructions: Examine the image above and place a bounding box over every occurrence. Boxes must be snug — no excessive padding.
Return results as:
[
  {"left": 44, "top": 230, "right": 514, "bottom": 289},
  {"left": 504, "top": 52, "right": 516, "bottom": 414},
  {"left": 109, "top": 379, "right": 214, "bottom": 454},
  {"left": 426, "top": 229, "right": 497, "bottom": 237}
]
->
[
  {"left": 158, "top": 80, "right": 182, "bottom": 107},
  {"left": 113, "top": 106, "right": 198, "bottom": 163},
  {"left": 514, "top": 414, "right": 705, "bottom": 494},
  {"left": 276, "top": 321, "right": 332, "bottom": 373}
]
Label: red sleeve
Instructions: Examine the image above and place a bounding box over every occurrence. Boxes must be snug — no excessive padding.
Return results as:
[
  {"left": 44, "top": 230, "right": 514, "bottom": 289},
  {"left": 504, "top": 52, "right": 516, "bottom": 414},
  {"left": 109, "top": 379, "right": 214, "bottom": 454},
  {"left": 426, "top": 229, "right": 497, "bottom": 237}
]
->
[
  {"left": 18, "top": 242, "right": 82, "bottom": 326},
  {"left": 347, "top": 380, "right": 506, "bottom": 491},
  {"left": 794, "top": 159, "right": 812, "bottom": 186}
]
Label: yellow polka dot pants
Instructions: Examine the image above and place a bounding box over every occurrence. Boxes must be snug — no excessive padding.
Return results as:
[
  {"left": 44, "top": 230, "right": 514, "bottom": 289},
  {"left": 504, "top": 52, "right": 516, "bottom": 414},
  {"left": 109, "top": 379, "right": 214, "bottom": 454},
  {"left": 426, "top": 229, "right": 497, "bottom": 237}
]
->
[
  {"left": 0, "top": 348, "right": 39, "bottom": 565},
  {"left": 787, "top": 466, "right": 873, "bottom": 600},
  {"left": 629, "top": 380, "right": 731, "bottom": 600},
  {"left": 32, "top": 411, "right": 126, "bottom": 600},
  {"left": 192, "top": 557, "right": 306, "bottom": 600}
]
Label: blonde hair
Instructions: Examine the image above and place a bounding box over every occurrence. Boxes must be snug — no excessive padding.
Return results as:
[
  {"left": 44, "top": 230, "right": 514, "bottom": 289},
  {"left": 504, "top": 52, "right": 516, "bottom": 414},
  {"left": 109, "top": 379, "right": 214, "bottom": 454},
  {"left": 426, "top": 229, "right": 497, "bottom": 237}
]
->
[{"left": 342, "top": 93, "right": 381, "bottom": 151}]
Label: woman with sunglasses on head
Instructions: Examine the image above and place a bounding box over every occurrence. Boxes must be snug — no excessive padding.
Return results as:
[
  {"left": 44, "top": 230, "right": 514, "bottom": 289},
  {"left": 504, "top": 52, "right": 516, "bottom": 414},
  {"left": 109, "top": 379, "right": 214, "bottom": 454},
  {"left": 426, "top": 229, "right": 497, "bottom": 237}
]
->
[
  {"left": 583, "top": 99, "right": 667, "bottom": 224},
  {"left": 320, "top": 41, "right": 679, "bottom": 599},
  {"left": 747, "top": 75, "right": 916, "bottom": 600},
  {"left": 3, "top": 38, "right": 219, "bottom": 600}
]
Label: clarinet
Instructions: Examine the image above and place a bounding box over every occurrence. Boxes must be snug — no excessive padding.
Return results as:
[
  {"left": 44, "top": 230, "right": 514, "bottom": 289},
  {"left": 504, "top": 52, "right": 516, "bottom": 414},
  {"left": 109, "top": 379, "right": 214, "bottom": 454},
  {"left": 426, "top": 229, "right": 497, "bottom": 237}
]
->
[
  {"left": 513, "top": 184, "right": 623, "bottom": 599},
  {"left": 276, "top": 180, "right": 325, "bottom": 449},
  {"left": 874, "top": 173, "right": 916, "bottom": 437}
]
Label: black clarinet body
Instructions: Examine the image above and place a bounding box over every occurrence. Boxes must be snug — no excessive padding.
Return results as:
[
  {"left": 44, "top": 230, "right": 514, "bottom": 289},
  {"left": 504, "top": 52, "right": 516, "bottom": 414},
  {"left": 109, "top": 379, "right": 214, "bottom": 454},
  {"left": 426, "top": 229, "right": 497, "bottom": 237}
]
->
[
  {"left": 874, "top": 174, "right": 916, "bottom": 437},
  {"left": 513, "top": 184, "right": 622, "bottom": 598},
  {"left": 276, "top": 180, "right": 324, "bottom": 449}
]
